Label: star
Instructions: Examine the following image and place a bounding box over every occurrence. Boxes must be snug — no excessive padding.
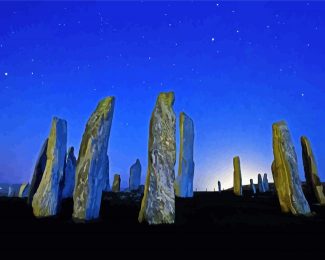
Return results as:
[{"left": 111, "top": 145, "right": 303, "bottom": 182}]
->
[
  {"left": 301, "top": 93, "right": 305, "bottom": 97},
  {"left": 211, "top": 37, "right": 215, "bottom": 42},
  {"left": 4, "top": 72, "right": 8, "bottom": 76},
  {"left": 148, "top": 56, "right": 151, "bottom": 60},
  {"left": 31, "top": 72, "right": 34, "bottom": 75},
  {"left": 236, "top": 30, "right": 239, "bottom": 33}
]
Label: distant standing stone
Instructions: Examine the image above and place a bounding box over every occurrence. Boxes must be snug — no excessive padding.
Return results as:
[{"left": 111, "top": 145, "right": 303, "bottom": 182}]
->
[
  {"left": 62, "top": 147, "right": 77, "bottom": 199},
  {"left": 301, "top": 136, "right": 325, "bottom": 205},
  {"left": 218, "top": 181, "right": 221, "bottom": 193},
  {"left": 138, "top": 92, "right": 176, "bottom": 224},
  {"left": 28, "top": 138, "right": 48, "bottom": 205},
  {"left": 32, "top": 117, "right": 67, "bottom": 217},
  {"left": 129, "top": 159, "right": 141, "bottom": 191},
  {"left": 112, "top": 174, "right": 121, "bottom": 192},
  {"left": 73, "top": 97, "right": 115, "bottom": 221},
  {"left": 258, "top": 174, "right": 265, "bottom": 193},
  {"left": 250, "top": 179, "right": 256, "bottom": 194},
  {"left": 272, "top": 121, "right": 311, "bottom": 215},
  {"left": 263, "top": 173, "right": 269, "bottom": 192},
  {"left": 233, "top": 156, "right": 242, "bottom": 196},
  {"left": 174, "top": 112, "right": 195, "bottom": 198}
]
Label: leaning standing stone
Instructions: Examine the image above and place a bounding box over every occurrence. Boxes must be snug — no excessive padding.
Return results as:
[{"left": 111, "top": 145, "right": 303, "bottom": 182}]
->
[
  {"left": 258, "top": 173, "right": 265, "bottom": 193},
  {"left": 301, "top": 136, "right": 325, "bottom": 205},
  {"left": 138, "top": 92, "right": 176, "bottom": 224},
  {"left": 174, "top": 112, "right": 195, "bottom": 198},
  {"left": 32, "top": 117, "right": 67, "bottom": 217},
  {"left": 62, "top": 147, "right": 77, "bottom": 199},
  {"left": 73, "top": 97, "right": 115, "bottom": 221},
  {"left": 112, "top": 174, "right": 121, "bottom": 192},
  {"left": 28, "top": 138, "right": 48, "bottom": 205},
  {"left": 272, "top": 121, "right": 311, "bottom": 215},
  {"left": 233, "top": 156, "right": 242, "bottom": 196}
]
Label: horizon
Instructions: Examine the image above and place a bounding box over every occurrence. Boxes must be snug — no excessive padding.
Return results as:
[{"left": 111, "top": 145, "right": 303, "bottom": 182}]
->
[{"left": 0, "top": 1, "right": 324, "bottom": 190}]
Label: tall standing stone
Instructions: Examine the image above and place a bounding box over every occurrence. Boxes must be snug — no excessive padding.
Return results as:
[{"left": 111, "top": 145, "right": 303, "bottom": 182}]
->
[
  {"left": 138, "top": 92, "right": 176, "bottom": 224},
  {"left": 263, "top": 173, "right": 269, "bottom": 192},
  {"left": 218, "top": 181, "right": 221, "bottom": 193},
  {"left": 174, "top": 112, "right": 195, "bottom": 198},
  {"left": 258, "top": 173, "right": 265, "bottom": 193},
  {"left": 62, "top": 147, "right": 77, "bottom": 199},
  {"left": 32, "top": 117, "right": 67, "bottom": 217},
  {"left": 73, "top": 97, "right": 115, "bottom": 221},
  {"left": 129, "top": 159, "right": 141, "bottom": 191},
  {"left": 28, "top": 139, "right": 48, "bottom": 205},
  {"left": 233, "top": 156, "right": 242, "bottom": 196},
  {"left": 272, "top": 121, "right": 311, "bottom": 215},
  {"left": 250, "top": 179, "right": 256, "bottom": 194},
  {"left": 112, "top": 174, "right": 121, "bottom": 192},
  {"left": 301, "top": 136, "right": 325, "bottom": 205},
  {"left": 102, "top": 154, "right": 110, "bottom": 192}
]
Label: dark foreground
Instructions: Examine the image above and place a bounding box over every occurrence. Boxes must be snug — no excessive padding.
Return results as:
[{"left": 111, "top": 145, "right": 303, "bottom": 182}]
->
[{"left": 0, "top": 190, "right": 325, "bottom": 255}]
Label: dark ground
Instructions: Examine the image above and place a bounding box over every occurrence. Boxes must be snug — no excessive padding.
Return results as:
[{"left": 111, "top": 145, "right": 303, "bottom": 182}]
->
[{"left": 0, "top": 189, "right": 325, "bottom": 256}]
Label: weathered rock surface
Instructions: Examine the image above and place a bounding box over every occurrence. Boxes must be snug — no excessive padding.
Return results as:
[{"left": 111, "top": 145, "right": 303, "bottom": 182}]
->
[
  {"left": 102, "top": 154, "right": 110, "bottom": 192},
  {"left": 174, "top": 112, "right": 195, "bottom": 198},
  {"left": 62, "top": 147, "right": 77, "bottom": 199},
  {"left": 112, "top": 174, "right": 121, "bottom": 192},
  {"left": 233, "top": 156, "right": 242, "bottom": 196},
  {"left": 19, "top": 183, "right": 30, "bottom": 198},
  {"left": 263, "top": 173, "right": 269, "bottom": 192},
  {"left": 272, "top": 121, "right": 311, "bottom": 215},
  {"left": 218, "top": 181, "right": 221, "bottom": 193},
  {"left": 250, "top": 179, "right": 256, "bottom": 194},
  {"left": 129, "top": 159, "right": 141, "bottom": 191},
  {"left": 138, "top": 92, "right": 176, "bottom": 225},
  {"left": 32, "top": 117, "right": 67, "bottom": 217},
  {"left": 258, "top": 174, "right": 265, "bottom": 193},
  {"left": 28, "top": 139, "right": 48, "bottom": 205},
  {"left": 73, "top": 97, "right": 115, "bottom": 221},
  {"left": 301, "top": 136, "right": 325, "bottom": 205}
]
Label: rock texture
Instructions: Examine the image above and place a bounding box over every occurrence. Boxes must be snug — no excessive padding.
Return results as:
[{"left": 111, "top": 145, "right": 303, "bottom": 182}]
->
[
  {"left": 19, "top": 183, "right": 30, "bottom": 198},
  {"left": 272, "top": 121, "right": 311, "bottom": 215},
  {"left": 28, "top": 139, "right": 48, "bottom": 205},
  {"left": 129, "top": 159, "right": 141, "bottom": 191},
  {"left": 218, "top": 181, "right": 221, "bottom": 193},
  {"left": 73, "top": 97, "right": 115, "bottom": 221},
  {"left": 62, "top": 147, "right": 77, "bottom": 199},
  {"left": 250, "top": 179, "right": 256, "bottom": 194},
  {"left": 263, "top": 173, "right": 269, "bottom": 192},
  {"left": 174, "top": 112, "right": 195, "bottom": 198},
  {"left": 32, "top": 117, "right": 67, "bottom": 217},
  {"left": 233, "top": 156, "right": 242, "bottom": 196},
  {"left": 138, "top": 92, "right": 176, "bottom": 225},
  {"left": 112, "top": 174, "right": 121, "bottom": 192},
  {"left": 258, "top": 174, "right": 265, "bottom": 193},
  {"left": 102, "top": 154, "right": 110, "bottom": 192},
  {"left": 301, "top": 136, "right": 325, "bottom": 205}
]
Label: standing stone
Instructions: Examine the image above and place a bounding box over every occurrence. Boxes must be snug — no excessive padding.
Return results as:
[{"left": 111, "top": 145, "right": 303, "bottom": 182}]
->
[
  {"left": 28, "top": 139, "right": 48, "bottom": 205},
  {"left": 138, "top": 92, "right": 176, "bottom": 224},
  {"left": 301, "top": 136, "right": 325, "bottom": 205},
  {"left": 129, "top": 159, "right": 141, "bottom": 191},
  {"left": 102, "top": 154, "right": 110, "bottom": 192},
  {"left": 62, "top": 147, "right": 77, "bottom": 199},
  {"left": 250, "top": 179, "right": 256, "bottom": 194},
  {"left": 233, "top": 156, "right": 242, "bottom": 196},
  {"left": 32, "top": 117, "right": 67, "bottom": 217},
  {"left": 258, "top": 173, "right": 265, "bottom": 193},
  {"left": 73, "top": 97, "right": 115, "bottom": 221},
  {"left": 175, "top": 112, "right": 195, "bottom": 198},
  {"left": 272, "top": 121, "right": 311, "bottom": 215},
  {"left": 218, "top": 181, "right": 221, "bottom": 193},
  {"left": 19, "top": 183, "right": 30, "bottom": 198},
  {"left": 112, "top": 174, "right": 121, "bottom": 192},
  {"left": 263, "top": 173, "right": 269, "bottom": 192},
  {"left": 8, "top": 186, "right": 14, "bottom": 197}
]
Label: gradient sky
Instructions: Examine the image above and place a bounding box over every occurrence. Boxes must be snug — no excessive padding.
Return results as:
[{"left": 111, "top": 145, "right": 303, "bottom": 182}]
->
[{"left": 0, "top": 1, "right": 324, "bottom": 190}]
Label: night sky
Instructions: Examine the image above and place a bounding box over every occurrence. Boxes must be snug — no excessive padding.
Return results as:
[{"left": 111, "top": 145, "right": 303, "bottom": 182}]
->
[{"left": 0, "top": 1, "right": 324, "bottom": 190}]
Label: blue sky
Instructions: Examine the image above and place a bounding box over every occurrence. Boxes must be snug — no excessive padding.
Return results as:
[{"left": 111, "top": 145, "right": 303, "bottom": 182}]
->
[{"left": 0, "top": 1, "right": 324, "bottom": 190}]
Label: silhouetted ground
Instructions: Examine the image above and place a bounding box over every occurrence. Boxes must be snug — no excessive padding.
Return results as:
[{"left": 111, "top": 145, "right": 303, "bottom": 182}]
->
[{"left": 0, "top": 189, "right": 325, "bottom": 255}]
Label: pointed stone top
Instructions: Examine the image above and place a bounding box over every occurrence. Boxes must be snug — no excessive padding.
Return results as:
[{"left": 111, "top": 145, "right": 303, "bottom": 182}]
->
[
  {"left": 68, "top": 146, "right": 74, "bottom": 154},
  {"left": 157, "top": 92, "right": 174, "bottom": 106},
  {"left": 135, "top": 159, "right": 140, "bottom": 164},
  {"left": 89, "top": 97, "right": 115, "bottom": 122},
  {"left": 233, "top": 156, "right": 240, "bottom": 162}
]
